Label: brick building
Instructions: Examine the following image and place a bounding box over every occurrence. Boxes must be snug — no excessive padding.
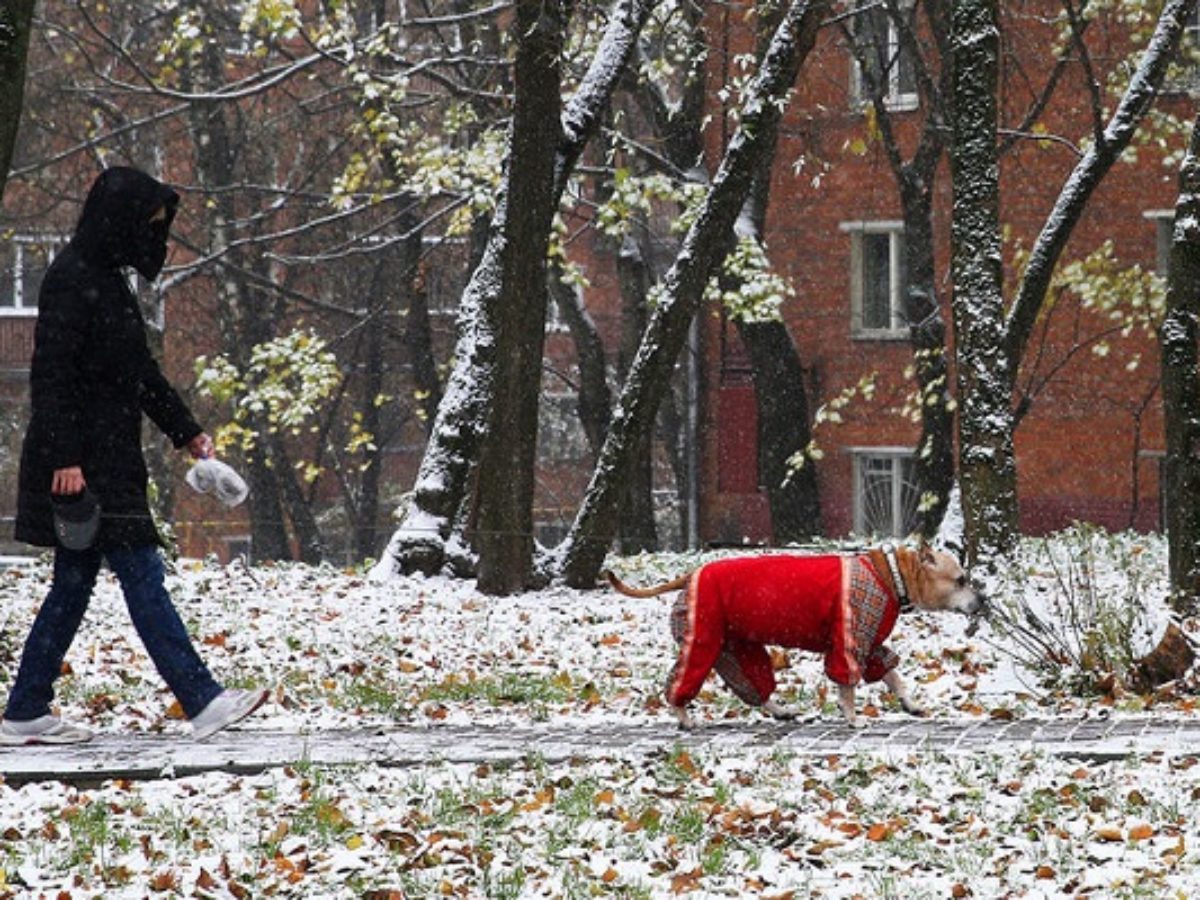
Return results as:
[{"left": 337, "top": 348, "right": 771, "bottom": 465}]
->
[{"left": 693, "top": 3, "right": 1197, "bottom": 546}]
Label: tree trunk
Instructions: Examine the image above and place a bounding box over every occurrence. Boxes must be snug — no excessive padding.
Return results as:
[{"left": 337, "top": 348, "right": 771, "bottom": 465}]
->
[
  {"left": 1160, "top": 115, "right": 1200, "bottom": 614},
  {"left": 550, "top": 261, "right": 611, "bottom": 460},
  {"left": 736, "top": 319, "right": 820, "bottom": 542},
  {"left": 0, "top": 0, "right": 34, "bottom": 201},
  {"left": 615, "top": 234, "right": 659, "bottom": 553},
  {"left": 949, "top": 0, "right": 1015, "bottom": 568},
  {"left": 474, "top": 0, "right": 567, "bottom": 595},
  {"left": 559, "top": 0, "right": 834, "bottom": 587},
  {"left": 373, "top": 0, "right": 659, "bottom": 581}
]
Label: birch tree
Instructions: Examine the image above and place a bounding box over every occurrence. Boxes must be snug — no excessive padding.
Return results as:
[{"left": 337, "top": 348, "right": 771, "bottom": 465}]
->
[
  {"left": 0, "top": 0, "right": 34, "bottom": 201},
  {"left": 1160, "top": 115, "right": 1200, "bottom": 612},
  {"left": 559, "top": 0, "right": 835, "bottom": 587}
]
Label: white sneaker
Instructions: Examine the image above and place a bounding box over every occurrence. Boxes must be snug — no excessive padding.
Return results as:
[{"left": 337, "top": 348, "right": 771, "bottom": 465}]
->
[
  {"left": 0, "top": 715, "right": 93, "bottom": 746},
  {"left": 191, "top": 688, "right": 269, "bottom": 741}
]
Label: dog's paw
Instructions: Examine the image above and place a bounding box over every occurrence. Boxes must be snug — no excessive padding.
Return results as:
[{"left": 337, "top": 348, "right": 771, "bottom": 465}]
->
[
  {"left": 843, "top": 715, "right": 866, "bottom": 730},
  {"left": 900, "top": 699, "right": 930, "bottom": 718},
  {"left": 672, "top": 706, "right": 695, "bottom": 730}
]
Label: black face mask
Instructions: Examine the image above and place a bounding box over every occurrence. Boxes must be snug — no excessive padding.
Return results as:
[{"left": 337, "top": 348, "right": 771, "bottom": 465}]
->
[
  {"left": 131, "top": 206, "right": 177, "bottom": 280},
  {"left": 73, "top": 167, "right": 180, "bottom": 280}
]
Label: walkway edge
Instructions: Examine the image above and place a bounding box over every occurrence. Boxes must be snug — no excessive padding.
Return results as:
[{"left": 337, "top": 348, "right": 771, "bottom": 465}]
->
[{"left": 1, "top": 717, "right": 1197, "bottom": 785}]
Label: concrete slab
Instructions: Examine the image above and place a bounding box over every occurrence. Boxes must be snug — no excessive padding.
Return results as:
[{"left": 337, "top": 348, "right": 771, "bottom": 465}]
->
[{"left": 1, "top": 716, "right": 1198, "bottom": 785}]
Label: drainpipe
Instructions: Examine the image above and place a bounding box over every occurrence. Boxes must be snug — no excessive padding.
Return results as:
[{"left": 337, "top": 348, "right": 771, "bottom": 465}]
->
[{"left": 686, "top": 316, "right": 701, "bottom": 549}]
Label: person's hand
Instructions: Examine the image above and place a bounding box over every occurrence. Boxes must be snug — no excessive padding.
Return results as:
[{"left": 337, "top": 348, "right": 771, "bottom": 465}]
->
[
  {"left": 187, "top": 433, "right": 214, "bottom": 460},
  {"left": 52, "top": 466, "right": 86, "bottom": 496}
]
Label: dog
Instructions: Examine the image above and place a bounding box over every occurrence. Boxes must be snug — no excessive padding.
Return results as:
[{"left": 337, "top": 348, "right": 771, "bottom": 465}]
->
[{"left": 607, "top": 543, "right": 985, "bottom": 728}]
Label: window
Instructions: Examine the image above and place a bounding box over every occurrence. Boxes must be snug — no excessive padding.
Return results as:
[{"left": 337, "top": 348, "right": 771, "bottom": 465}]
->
[
  {"left": 850, "top": 1, "right": 918, "bottom": 111},
  {"left": 842, "top": 220, "right": 908, "bottom": 337},
  {"left": 1145, "top": 209, "right": 1174, "bottom": 275},
  {"left": 224, "top": 535, "right": 252, "bottom": 563},
  {"left": 0, "top": 236, "right": 62, "bottom": 315},
  {"left": 853, "top": 450, "right": 920, "bottom": 538}
]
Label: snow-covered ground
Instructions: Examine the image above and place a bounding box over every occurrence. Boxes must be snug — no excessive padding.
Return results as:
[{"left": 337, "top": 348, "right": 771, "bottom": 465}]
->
[{"left": 1, "top": 532, "right": 1199, "bottom": 898}]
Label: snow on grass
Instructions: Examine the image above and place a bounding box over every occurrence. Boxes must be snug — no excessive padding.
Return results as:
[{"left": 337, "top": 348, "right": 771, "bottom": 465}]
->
[{"left": 2, "top": 531, "right": 1200, "bottom": 897}]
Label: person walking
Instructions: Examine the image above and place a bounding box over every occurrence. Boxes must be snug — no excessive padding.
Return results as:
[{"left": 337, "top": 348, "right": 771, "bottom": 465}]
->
[{"left": 0, "top": 166, "right": 268, "bottom": 745}]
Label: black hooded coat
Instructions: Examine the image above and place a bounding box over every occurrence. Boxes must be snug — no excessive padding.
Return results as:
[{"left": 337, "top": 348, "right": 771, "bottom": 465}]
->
[{"left": 14, "top": 167, "right": 203, "bottom": 549}]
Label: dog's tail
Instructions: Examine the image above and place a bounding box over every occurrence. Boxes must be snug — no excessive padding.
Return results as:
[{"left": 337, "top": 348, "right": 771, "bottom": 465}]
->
[{"left": 604, "top": 569, "right": 691, "bottom": 598}]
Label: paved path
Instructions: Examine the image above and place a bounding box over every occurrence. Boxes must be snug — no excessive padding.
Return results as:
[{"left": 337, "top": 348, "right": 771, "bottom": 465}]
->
[{"left": 3, "top": 716, "right": 1200, "bottom": 785}]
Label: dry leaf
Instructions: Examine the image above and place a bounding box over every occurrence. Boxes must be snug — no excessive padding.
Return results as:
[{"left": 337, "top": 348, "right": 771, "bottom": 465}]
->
[{"left": 866, "top": 822, "right": 892, "bottom": 842}]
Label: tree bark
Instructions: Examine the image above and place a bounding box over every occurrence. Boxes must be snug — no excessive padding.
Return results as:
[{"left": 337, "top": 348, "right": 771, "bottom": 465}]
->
[
  {"left": 474, "top": 0, "right": 567, "bottom": 595},
  {"left": 559, "top": 0, "right": 834, "bottom": 587},
  {"left": 187, "top": 42, "right": 295, "bottom": 562},
  {"left": 0, "top": 0, "right": 35, "bottom": 200},
  {"left": 1160, "top": 115, "right": 1200, "bottom": 614},
  {"left": 949, "top": 0, "right": 1014, "bottom": 568}
]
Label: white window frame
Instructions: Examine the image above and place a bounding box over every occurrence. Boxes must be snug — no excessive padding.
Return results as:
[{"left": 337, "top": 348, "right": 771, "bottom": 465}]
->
[
  {"left": 1, "top": 235, "right": 64, "bottom": 316},
  {"left": 850, "top": 1, "right": 919, "bottom": 112},
  {"left": 852, "top": 447, "right": 920, "bottom": 538},
  {"left": 841, "top": 219, "right": 908, "bottom": 339}
]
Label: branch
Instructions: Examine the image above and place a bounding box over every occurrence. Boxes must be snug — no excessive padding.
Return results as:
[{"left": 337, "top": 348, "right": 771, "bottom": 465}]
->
[{"left": 1004, "top": 0, "right": 1198, "bottom": 369}]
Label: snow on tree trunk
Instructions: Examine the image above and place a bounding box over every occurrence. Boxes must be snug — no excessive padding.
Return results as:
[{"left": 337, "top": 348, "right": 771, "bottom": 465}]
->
[
  {"left": 474, "top": 0, "right": 567, "bottom": 595},
  {"left": 949, "top": 0, "right": 1016, "bottom": 569},
  {"left": 558, "top": 0, "right": 834, "bottom": 588},
  {"left": 372, "top": 0, "right": 659, "bottom": 582},
  {"left": 1160, "top": 115, "right": 1200, "bottom": 614},
  {"left": 0, "top": 0, "right": 34, "bottom": 201}
]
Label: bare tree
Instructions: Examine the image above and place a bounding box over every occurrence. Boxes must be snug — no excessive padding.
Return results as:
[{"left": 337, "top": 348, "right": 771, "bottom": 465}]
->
[
  {"left": 559, "top": 0, "right": 835, "bottom": 588},
  {"left": 373, "top": 0, "right": 660, "bottom": 586}
]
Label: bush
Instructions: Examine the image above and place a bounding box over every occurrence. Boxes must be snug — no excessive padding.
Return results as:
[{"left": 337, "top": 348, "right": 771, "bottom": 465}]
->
[{"left": 983, "top": 524, "right": 1167, "bottom": 695}]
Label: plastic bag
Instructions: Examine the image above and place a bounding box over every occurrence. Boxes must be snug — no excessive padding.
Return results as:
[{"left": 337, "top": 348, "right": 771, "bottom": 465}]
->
[{"left": 186, "top": 458, "right": 249, "bottom": 507}]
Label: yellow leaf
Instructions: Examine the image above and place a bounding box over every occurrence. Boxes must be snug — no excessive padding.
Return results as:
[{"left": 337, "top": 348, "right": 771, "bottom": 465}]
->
[{"left": 346, "top": 834, "right": 365, "bottom": 850}]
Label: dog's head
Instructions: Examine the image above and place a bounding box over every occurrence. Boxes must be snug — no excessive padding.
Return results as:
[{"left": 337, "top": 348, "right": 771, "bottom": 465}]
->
[{"left": 902, "top": 542, "right": 987, "bottom": 617}]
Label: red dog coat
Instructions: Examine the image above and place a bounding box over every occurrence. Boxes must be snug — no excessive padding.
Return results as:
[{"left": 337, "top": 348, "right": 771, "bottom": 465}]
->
[{"left": 666, "top": 554, "right": 901, "bottom": 707}]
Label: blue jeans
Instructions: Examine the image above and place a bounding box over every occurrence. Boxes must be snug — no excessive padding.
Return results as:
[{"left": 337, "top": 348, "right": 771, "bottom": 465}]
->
[{"left": 4, "top": 546, "right": 223, "bottom": 721}]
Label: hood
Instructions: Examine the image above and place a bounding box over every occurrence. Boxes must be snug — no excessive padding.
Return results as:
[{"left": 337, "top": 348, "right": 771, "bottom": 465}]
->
[{"left": 73, "top": 166, "right": 180, "bottom": 280}]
